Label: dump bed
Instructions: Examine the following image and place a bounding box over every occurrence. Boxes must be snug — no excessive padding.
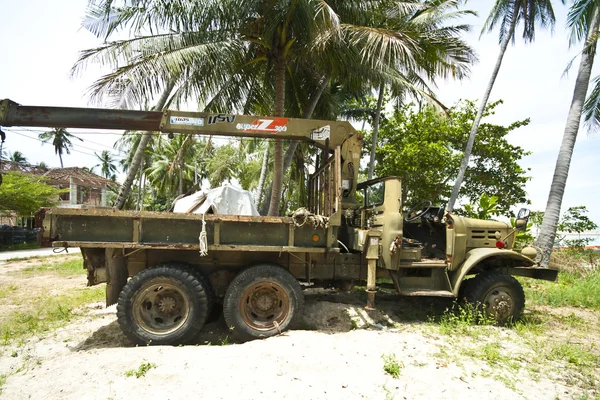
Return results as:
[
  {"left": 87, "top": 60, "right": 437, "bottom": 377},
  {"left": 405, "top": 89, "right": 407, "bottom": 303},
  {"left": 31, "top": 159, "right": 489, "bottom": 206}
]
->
[{"left": 37, "top": 208, "right": 332, "bottom": 253}]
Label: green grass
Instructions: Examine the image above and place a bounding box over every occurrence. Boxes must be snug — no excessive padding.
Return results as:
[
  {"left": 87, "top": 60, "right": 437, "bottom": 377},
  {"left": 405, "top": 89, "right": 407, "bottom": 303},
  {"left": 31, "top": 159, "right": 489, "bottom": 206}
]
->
[
  {"left": 15, "top": 257, "right": 85, "bottom": 276},
  {"left": 547, "top": 342, "right": 600, "bottom": 368},
  {"left": 125, "top": 361, "right": 157, "bottom": 378},
  {"left": 521, "top": 268, "right": 600, "bottom": 310},
  {"left": 0, "top": 285, "right": 104, "bottom": 344},
  {"left": 431, "top": 301, "right": 495, "bottom": 337},
  {"left": 381, "top": 353, "right": 403, "bottom": 378},
  {"left": 0, "top": 284, "right": 18, "bottom": 299},
  {"left": 0, "top": 243, "right": 40, "bottom": 252}
]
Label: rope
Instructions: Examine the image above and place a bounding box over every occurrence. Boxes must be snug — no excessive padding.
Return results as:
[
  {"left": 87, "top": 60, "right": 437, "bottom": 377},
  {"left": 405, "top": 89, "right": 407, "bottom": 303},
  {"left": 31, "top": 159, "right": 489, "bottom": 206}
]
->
[
  {"left": 291, "top": 208, "right": 329, "bottom": 229},
  {"left": 199, "top": 214, "right": 208, "bottom": 257}
]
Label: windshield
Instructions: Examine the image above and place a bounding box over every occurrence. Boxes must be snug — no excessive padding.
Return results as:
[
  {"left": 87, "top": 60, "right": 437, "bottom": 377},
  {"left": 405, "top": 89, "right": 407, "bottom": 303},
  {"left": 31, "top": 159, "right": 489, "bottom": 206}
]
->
[{"left": 364, "top": 181, "right": 385, "bottom": 207}]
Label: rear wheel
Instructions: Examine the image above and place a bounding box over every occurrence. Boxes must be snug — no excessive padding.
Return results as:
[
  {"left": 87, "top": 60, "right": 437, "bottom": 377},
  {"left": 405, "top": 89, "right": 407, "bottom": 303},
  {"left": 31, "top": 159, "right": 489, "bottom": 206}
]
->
[
  {"left": 466, "top": 271, "right": 525, "bottom": 325},
  {"left": 117, "top": 264, "right": 211, "bottom": 345},
  {"left": 223, "top": 264, "right": 304, "bottom": 341}
]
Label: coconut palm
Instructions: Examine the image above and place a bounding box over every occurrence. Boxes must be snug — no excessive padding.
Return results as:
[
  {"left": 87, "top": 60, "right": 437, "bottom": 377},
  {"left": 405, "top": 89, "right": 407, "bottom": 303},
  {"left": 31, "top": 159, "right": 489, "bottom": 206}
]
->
[
  {"left": 537, "top": 1, "right": 600, "bottom": 266},
  {"left": 95, "top": 150, "right": 118, "bottom": 181},
  {"left": 38, "top": 127, "right": 82, "bottom": 168},
  {"left": 446, "top": 0, "right": 558, "bottom": 212},
  {"left": 75, "top": 0, "right": 476, "bottom": 215},
  {"left": 9, "top": 151, "right": 27, "bottom": 164}
]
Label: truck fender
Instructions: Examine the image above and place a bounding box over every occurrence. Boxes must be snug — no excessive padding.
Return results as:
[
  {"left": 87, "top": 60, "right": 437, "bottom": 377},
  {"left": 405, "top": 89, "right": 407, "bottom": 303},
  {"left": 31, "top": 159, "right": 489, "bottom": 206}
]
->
[{"left": 451, "top": 248, "right": 534, "bottom": 297}]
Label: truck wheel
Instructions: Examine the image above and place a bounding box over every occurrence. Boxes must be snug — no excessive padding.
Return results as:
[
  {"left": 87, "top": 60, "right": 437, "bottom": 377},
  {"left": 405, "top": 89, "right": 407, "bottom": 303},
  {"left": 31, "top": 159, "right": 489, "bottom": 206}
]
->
[
  {"left": 466, "top": 271, "right": 525, "bottom": 325},
  {"left": 117, "top": 264, "right": 211, "bottom": 345},
  {"left": 223, "top": 264, "right": 304, "bottom": 342}
]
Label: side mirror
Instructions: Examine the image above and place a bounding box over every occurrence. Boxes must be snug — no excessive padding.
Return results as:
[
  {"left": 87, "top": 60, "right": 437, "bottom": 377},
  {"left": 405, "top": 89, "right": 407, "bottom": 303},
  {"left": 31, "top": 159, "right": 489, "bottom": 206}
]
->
[
  {"left": 515, "top": 218, "right": 528, "bottom": 231},
  {"left": 517, "top": 208, "right": 530, "bottom": 219}
]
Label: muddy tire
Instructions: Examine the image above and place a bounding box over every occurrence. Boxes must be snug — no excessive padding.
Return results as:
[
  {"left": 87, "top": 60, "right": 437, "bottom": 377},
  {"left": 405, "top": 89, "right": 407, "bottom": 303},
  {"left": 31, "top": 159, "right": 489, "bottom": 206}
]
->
[
  {"left": 458, "top": 277, "right": 474, "bottom": 301},
  {"left": 223, "top": 264, "right": 304, "bottom": 342},
  {"left": 466, "top": 271, "right": 525, "bottom": 325},
  {"left": 117, "top": 264, "right": 211, "bottom": 345}
]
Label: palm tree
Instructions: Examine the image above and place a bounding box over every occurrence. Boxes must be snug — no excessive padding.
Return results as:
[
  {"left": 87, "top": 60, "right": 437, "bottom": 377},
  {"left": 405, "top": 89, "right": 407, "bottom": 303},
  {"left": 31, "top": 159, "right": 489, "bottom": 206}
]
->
[
  {"left": 446, "top": 0, "right": 558, "bottom": 212},
  {"left": 9, "top": 151, "right": 27, "bottom": 164},
  {"left": 537, "top": 1, "right": 600, "bottom": 266},
  {"left": 76, "top": 0, "right": 476, "bottom": 215},
  {"left": 95, "top": 150, "right": 118, "bottom": 181},
  {"left": 38, "top": 127, "right": 82, "bottom": 168}
]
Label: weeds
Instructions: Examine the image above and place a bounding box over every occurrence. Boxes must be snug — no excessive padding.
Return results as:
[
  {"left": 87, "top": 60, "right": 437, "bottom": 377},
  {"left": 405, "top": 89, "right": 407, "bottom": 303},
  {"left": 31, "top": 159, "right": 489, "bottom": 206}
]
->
[
  {"left": 0, "top": 286, "right": 104, "bottom": 344},
  {"left": 125, "top": 361, "right": 157, "bottom": 378},
  {"left": 432, "top": 301, "right": 495, "bottom": 336},
  {"left": 381, "top": 353, "right": 403, "bottom": 378},
  {"left": 548, "top": 342, "right": 600, "bottom": 368},
  {"left": 521, "top": 268, "right": 600, "bottom": 310}
]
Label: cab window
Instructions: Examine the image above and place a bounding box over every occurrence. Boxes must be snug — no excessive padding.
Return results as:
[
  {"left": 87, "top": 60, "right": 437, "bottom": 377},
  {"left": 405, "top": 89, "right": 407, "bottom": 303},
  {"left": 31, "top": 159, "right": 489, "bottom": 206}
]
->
[{"left": 365, "top": 181, "right": 385, "bottom": 207}]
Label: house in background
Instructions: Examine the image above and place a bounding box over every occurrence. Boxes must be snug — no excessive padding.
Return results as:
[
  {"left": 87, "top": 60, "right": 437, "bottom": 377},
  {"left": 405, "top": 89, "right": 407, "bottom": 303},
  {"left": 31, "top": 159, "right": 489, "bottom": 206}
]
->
[
  {"left": 43, "top": 167, "right": 113, "bottom": 208},
  {"left": 0, "top": 162, "right": 114, "bottom": 227}
]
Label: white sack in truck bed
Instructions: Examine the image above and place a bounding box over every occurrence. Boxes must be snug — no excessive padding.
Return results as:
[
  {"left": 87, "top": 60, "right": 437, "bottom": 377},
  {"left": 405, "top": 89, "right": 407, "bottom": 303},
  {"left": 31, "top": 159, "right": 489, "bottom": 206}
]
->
[{"left": 172, "top": 185, "right": 259, "bottom": 216}]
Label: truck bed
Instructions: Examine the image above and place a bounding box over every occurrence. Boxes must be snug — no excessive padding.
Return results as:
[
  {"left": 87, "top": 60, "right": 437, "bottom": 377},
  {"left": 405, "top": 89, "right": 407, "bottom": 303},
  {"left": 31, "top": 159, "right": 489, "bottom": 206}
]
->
[{"left": 37, "top": 208, "right": 331, "bottom": 253}]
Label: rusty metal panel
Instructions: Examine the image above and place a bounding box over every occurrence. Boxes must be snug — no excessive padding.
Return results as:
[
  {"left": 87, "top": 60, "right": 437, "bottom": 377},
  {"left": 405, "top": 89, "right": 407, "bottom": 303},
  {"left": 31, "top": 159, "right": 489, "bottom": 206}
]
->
[
  {"left": 141, "top": 218, "right": 212, "bottom": 245},
  {"left": 54, "top": 215, "right": 133, "bottom": 242},
  {"left": 220, "top": 222, "right": 288, "bottom": 246}
]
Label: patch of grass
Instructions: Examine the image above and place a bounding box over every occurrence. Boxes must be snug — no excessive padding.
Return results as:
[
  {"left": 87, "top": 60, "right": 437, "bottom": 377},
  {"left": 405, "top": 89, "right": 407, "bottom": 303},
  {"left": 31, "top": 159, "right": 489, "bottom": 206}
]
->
[
  {"left": 381, "top": 353, "right": 403, "bottom": 378},
  {"left": 0, "top": 284, "right": 18, "bottom": 299},
  {"left": 431, "top": 301, "right": 495, "bottom": 336},
  {"left": 0, "top": 373, "right": 6, "bottom": 394},
  {"left": 512, "top": 312, "right": 547, "bottom": 337},
  {"left": 219, "top": 336, "right": 231, "bottom": 346},
  {"left": 15, "top": 257, "right": 84, "bottom": 276},
  {"left": 125, "top": 361, "right": 157, "bottom": 378},
  {"left": 0, "top": 243, "right": 40, "bottom": 252},
  {"left": 547, "top": 342, "right": 600, "bottom": 368},
  {"left": 0, "top": 285, "right": 104, "bottom": 344},
  {"left": 462, "top": 341, "right": 521, "bottom": 372}
]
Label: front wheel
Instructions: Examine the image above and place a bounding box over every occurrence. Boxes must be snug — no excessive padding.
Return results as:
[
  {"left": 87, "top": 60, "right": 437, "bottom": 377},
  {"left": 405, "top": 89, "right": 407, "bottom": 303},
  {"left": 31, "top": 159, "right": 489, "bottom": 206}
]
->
[
  {"left": 465, "top": 271, "right": 525, "bottom": 325},
  {"left": 223, "top": 264, "right": 304, "bottom": 342}
]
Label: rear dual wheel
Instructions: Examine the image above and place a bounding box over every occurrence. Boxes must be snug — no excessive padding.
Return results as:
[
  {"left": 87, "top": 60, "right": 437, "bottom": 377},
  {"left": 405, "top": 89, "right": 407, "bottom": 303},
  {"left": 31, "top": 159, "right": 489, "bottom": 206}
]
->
[
  {"left": 117, "top": 264, "right": 212, "bottom": 345},
  {"left": 223, "top": 264, "right": 304, "bottom": 342}
]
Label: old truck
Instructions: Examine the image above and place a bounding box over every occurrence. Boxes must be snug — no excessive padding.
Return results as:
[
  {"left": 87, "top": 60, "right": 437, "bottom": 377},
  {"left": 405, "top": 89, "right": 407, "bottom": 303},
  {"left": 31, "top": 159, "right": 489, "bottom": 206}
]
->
[{"left": 0, "top": 98, "right": 558, "bottom": 344}]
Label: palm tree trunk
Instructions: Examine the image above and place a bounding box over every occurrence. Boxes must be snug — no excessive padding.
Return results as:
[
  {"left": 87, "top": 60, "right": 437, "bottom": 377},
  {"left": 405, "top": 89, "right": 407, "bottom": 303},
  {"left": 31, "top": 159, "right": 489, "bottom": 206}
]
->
[
  {"left": 256, "top": 145, "right": 269, "bottom": 206},
  {"left": 368, "top": 82, "right": 385, "bottom": 180},
  {"left": 114, "top": 80, "right": 175, "bottom": 210},
  {"left": 136, "top": 162, "right": 143, "bottom": 211},
  {"left": 260, "top": 74, "right": 329, "bottom": 215},
  {"left": 267, "top": 55, "right": 287, "bottom": 216},
  {"left": 446, "top": 2, "right": 520, "bottom": 212},
  {"left": 537, "top": 8, "right": 600, "bottom": 267},
  {"left": 59, "top": 152, "right": 64, "bottom": 168}
]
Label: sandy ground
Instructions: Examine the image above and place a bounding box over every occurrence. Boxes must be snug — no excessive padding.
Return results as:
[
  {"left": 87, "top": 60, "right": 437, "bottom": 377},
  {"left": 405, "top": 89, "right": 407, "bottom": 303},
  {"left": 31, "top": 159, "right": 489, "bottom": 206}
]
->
[{"left": 0, "top": 257, "right": 598, "bottom": 400}]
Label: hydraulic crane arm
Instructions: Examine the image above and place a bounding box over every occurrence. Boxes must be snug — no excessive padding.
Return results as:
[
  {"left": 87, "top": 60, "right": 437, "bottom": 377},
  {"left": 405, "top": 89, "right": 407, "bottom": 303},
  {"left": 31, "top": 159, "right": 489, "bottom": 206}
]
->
[{"left": 0, "top": 99, "right": 359, "bottom": 150}]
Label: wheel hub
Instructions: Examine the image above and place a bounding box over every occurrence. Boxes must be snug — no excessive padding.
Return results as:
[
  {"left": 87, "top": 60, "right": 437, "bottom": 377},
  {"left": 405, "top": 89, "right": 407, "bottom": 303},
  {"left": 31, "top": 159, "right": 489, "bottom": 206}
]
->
[
  {"left": 252, "top": 290, "right": 276, "bottom": 312},
  {"left": 486, "top": 290, "right": 513, "bottom": 320},
  {"left": 158, "top": 296, "right": 177, "bottom": 314},
  {"left": 240, "top": 282, "right": 290, "bottom": 331}
]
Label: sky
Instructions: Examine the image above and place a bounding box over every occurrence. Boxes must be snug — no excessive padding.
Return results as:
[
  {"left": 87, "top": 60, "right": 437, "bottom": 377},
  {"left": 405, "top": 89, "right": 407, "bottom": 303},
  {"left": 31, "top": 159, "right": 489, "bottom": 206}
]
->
[{"left": 0, "top": 0, "right": 598, "bottom": 224}]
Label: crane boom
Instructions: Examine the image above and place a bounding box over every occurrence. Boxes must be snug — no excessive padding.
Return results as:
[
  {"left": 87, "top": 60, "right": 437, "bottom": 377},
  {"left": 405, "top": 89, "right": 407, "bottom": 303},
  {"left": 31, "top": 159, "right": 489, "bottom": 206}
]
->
[{"left": 0, "top": 99, "right": 359, "bottom": 150}]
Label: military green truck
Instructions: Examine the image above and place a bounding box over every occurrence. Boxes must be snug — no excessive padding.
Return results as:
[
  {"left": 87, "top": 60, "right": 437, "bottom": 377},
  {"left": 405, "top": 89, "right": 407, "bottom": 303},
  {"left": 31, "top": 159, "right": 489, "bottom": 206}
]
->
[{"left": 0, "top": 98, "right": 557, "bottom": 345}]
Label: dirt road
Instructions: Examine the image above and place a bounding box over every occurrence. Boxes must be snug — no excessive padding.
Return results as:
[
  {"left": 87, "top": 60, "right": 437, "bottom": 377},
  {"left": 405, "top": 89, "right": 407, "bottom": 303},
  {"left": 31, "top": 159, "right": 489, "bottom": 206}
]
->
[{"left": 0, "top": 256, "right": 598, "bottom": 400}]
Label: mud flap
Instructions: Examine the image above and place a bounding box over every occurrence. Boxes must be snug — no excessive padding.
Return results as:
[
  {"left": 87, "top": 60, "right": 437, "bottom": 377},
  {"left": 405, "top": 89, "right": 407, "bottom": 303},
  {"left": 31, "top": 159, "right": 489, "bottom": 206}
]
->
[{"left": 105, "top": 248, "right": 128, "bottom": 307}]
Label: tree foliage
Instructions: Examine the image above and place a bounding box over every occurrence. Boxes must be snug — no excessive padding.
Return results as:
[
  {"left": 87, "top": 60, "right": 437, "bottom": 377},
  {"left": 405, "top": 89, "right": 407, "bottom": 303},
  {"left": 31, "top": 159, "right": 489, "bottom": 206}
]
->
[
  {"left": 374, "top": 100, "right": 531, "bottom": 214},
  {"left": 0, "top": 173, "right": 63, "bottom": 215}
]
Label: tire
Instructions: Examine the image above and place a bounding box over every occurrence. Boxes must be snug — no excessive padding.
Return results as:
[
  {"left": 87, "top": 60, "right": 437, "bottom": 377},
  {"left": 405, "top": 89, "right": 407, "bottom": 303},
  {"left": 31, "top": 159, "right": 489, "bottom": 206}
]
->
[
  {"left": 223, "top": 264, "right": 304, "bottom": 342},
  {"left": 465, "top": 271, "right": 525, "bottom": 325},
  {"left": 117, "top": 264, "right": 211, "bottom": 345},
  {"left": 458, "top": 277, "right": 474, "bottom": 300}
]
